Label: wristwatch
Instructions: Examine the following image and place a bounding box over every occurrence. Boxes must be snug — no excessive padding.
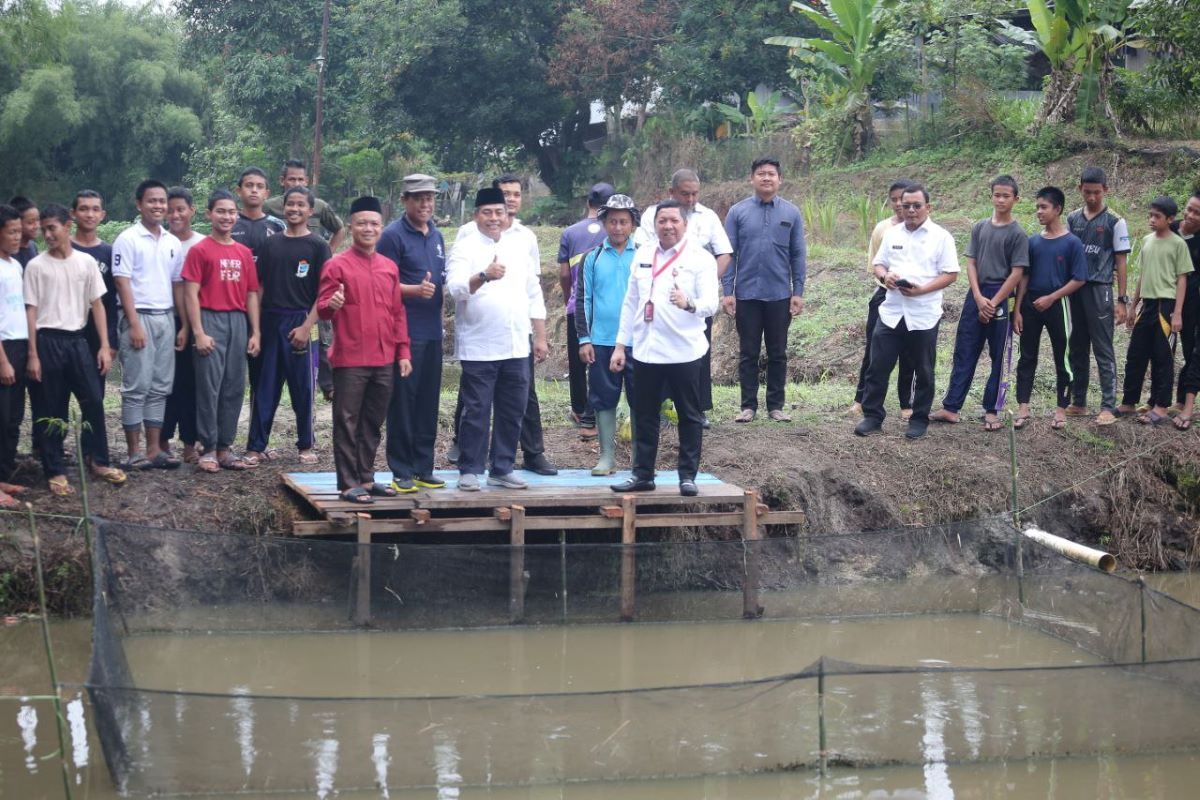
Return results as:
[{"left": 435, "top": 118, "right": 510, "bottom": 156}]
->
[
  {"left": 478, "top": 270, "right": 490, "bottom": 283},
  {"left": 1117, "top": 295, "right": 1129, "bottom": 305}
]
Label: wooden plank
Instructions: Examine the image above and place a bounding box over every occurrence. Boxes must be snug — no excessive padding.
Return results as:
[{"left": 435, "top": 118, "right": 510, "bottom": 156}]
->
[
  {"left": 285, "top": 469, "right": 728, "bottom": 490},
  {"left": 353, "top": 515, "right": 372, "bottom": 626},
  {"left": 510, "top": 505, "right": 526, "bottom": 623},
  {"left": 620, "top": 495, "right": 636, "bottom": 622},
  {"left": 742, "top": 490, "right": 763, "bottom": 619}
]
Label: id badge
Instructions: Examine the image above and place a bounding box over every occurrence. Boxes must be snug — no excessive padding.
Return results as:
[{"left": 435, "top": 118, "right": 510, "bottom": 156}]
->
[{"left": 643, "top": 301, "right": 655, "bottom": 322}]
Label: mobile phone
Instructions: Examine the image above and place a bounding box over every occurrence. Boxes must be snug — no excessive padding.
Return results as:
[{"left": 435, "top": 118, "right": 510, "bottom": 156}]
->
[{"left": 895, "top": 278, "right": 915, "bottom": 289}]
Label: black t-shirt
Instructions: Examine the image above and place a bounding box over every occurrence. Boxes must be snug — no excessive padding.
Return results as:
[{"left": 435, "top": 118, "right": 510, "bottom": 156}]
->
[
  {"left": 73, "top": 240, "right": 118, "bottom": 353},
  {"left": 255, "top": 233, "right": 330, "bottom": 310},
  {"left": 1170, "top": 220, "right": 1200, "bottom": 287},
  {"left": 15, "top": 242, "right": 37, "bottom": 269},
  {"left": 231, "top": 213, "right": 285, "bottom": 263}
]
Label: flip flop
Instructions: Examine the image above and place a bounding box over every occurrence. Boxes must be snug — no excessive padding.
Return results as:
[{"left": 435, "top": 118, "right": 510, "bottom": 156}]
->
[
  {"left": 367, "top": 484, "right": 398, "bottom": 498},
  {"left": 149, "top": 452, "right": 182, "bottom": 470},
  {"left": 0, "top": 490, "right": 18, "bottom": 509},
  {"left": 1013, "top": 415, "right": 1031, "bottom": 430},
  {"left": 219, "top": 456, "right": 255, "bottom": 470},
  {"left": 197, "top": 455, "right": 220, "bottom": 473},
  {"left": 983, "top": 417, "right": 1003, "bottom": 432},
  {"left": 1137, "top": 411, "right": 1170, "bottom": 427},
  {"left": 0, "top": 482, "right": 28, "bottom": 495},
  {"left": 1050, "top": 418, "right": 1066, "bottom": 430},
  {"left": 91, "top": 466, "right": 128, "bottom": 485},
  {"left": 340, "top": 487, "right": 373, "bottom": 504},
  {"left": 1173, "top": 415, "right": 1193, "bottom": 431},
  {"left": 297, "top": 451, "right": 319, "bottom": 465},
  {"left": 123, "top": 453, "right": 153, "bottom": 471},
  {"left": 48, "top": 476, "right": 74, "bottom": 497}
]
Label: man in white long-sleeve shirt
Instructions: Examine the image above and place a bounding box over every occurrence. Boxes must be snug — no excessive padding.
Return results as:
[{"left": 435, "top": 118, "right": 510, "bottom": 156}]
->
[
  {"left": 446, "top": 187, "right": 549, "bottom": 491},
  {"left": 610, "top": 200, "right": 719, "bottom": 497}
]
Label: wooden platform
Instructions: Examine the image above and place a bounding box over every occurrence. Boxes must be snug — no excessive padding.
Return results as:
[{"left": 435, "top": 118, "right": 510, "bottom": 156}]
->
[
  {"left": 283, "top": 469, "right": 744, "bottom": 518},
  {"left": 281, "top": 469, "right": 807, "bottom": 625}
]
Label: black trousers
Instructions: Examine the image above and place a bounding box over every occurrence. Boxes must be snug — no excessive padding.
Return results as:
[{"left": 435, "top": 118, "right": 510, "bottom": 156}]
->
[
  {"left": 454, "top": 343, "right": 547, "bottom": 460},
  {"left": 1178, "top": 273, "right": 1199, "bottom": 403},
  {"left": 1181, "top": 327, "right": 1200, "bottom": 397},
  {"left": 735, "top": 298, "right": 791, "bottom": 412},
  {"left": 566, "top": 313, "right": 594, "bottom": 426},
  {"left": 29, "top": 330, "right": 112, "bottom": 477},
  {"left": 631, "top": 357, "right": 704, "bottom": 482},
  {"left": 660, "top": 318, "right": 714, "bottom": 412},
  {"left": 1122, "top": 298, "right": 1176, "bottom": 409},
  {"left": 1016, "top": 294, "right": 1072, "bottom": 408},
  {"left": 459, "top": 357, "right": 530, "bottom": 476},
  {"left": 861, "top": 318, "right": 939, "bottom": 424},
  {"left": 331, "top": 365, "right": 392, "bottom": 491},
  {"left": 160, "top": 317, "right": 196, "bottom": 448},
  {"left": 855, "top": 287, "right": 914, "bottom": 408},
  {"left": 386, "top": 338, "right": 443, "bottom": 480},
  {"left": 0, "top": 339, "right": 27, "bottom": 480}
]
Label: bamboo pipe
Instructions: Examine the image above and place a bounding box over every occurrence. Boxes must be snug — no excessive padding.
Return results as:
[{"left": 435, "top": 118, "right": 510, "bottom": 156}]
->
[{"left": 1022, "top": 528, "right": 1116, "bottom": 573}]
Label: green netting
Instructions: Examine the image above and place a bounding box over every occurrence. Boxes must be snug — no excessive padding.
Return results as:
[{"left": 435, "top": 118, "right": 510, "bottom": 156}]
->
[{"left": 79, "top": 516, "right": 1200, "bottom": 796}]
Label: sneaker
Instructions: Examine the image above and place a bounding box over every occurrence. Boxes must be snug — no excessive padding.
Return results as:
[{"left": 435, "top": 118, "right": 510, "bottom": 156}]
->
[
  {"left": 390, "top": 477, "right": 418, "bottom": 494},
  {"left": 446, "top": 442, "right": 460, "bottom": 463},
  {"left": 413, "top": 474, "right": 446, "bottom": 489},
  {"left": 487, "top": 471, "right": 529, "bottom": 490},
  {"left": 854, "top": 418, "right": 884, "bottom": 437},
  {"left": 700, "top": 413, "right": 712, "bottom": 430},
  {"left": 457, "top": 473, "right": 480, "bottom": 492}
]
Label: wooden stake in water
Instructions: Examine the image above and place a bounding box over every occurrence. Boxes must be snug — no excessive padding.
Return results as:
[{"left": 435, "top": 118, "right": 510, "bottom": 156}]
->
[{"left": 28, "top": 505, "right": 75, "bottom": 800}]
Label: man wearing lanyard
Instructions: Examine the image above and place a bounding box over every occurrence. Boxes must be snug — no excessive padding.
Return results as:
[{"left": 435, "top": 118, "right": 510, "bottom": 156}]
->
[{"left": 610, "top": 200, "right": 719, "bottom": 497}]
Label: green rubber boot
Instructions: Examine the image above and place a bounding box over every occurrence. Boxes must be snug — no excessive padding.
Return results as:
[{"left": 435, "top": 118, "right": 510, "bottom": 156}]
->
[{"left": 592, "top": 408, "right": 617, "bottom": 476}]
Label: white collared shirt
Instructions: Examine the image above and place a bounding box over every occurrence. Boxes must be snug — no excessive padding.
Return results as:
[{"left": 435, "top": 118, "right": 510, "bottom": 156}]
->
[
  {"left": 447, "top": 227, "right": 547, "bottom": 361},
  {"left": 0, "top": 256, "right": 28, "bottom": 340},
  {"left": 455, "top": 218, "right": 541, "bottom": 275},
  {"left": 873, "top": 218, "right": 960, "bottom": 331},
  {"left": 617, "top": 238, "right": 719, "bottom": 364},
  {"left": 112, "top": 221, "right": 184, "bottom": 310},
  {"left": 636, "top": 202, "right": 733, "bottom": 258}
]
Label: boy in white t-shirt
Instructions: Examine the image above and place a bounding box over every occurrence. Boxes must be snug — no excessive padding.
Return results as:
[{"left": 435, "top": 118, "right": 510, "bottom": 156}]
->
[
  {"left": 0, "top": 205, "right": 30, "bottom": 507},
  {"left": 24, "top": 204, "right": 127, "bottom": 496}
]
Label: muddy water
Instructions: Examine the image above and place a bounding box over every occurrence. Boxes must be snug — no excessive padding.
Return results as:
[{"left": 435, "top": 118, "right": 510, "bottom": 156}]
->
[{"left": 3, "top": 602, "right": 1200, "bottom": 798}]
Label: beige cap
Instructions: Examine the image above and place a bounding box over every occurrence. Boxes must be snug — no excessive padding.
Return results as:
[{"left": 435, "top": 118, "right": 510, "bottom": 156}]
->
[{"left": 401, "top": 173, "right": 437, "bottom": 194}]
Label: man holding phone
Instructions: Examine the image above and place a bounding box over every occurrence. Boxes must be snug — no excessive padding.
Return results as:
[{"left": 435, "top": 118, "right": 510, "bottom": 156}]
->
[{"left": 855, "top": 185, "right": 960, "bottom": 439}]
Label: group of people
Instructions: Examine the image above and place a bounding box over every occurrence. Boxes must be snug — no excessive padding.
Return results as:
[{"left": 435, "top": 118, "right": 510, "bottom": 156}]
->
[
  {"left": 851, "top": 167, "right": 1199, "bottom": 439},
  {"left": 0, "top": 161, "right": 344, "bottom": 507},
  {"left": 2, "top": 157, "right": 1193, "bottom": 507}
]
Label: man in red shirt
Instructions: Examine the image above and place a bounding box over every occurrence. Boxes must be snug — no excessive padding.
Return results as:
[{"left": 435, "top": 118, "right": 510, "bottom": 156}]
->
[
  {"left": 318, "top": 196, "right": 412, "bottom": 504},
  {"left": 182, "top": 189, "right": 262, "bottom": 472}
]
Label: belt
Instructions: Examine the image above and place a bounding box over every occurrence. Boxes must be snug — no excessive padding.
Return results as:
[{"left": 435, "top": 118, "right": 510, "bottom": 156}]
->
[{"left": 134, "top": 308, "right": 173, "bottom": 315}]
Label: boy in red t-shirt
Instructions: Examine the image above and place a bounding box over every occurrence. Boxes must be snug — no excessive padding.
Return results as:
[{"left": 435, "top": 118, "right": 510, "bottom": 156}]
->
[{"left": 183, "top": 190, "right": 262, "bottom": 472}]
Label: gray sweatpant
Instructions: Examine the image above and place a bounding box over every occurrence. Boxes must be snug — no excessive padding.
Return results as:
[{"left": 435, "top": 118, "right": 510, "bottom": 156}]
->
[
  {"left": 119, "top": 311, "right": 176, "bottom": 430},
  {"left": 1068, "top": 282, "right": 1118, "bottom": 412},
  {"left": 194, "top": 309, "right": 248, "bottom": 451}
]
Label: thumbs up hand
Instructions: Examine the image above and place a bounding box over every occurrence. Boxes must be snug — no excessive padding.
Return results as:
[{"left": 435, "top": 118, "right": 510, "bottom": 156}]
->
[
  {"left": 329, "top": 282, "right": 346, "bottom": 310},
  {"left": 419, "top": 271, "right": 436, "bottom": 299}
]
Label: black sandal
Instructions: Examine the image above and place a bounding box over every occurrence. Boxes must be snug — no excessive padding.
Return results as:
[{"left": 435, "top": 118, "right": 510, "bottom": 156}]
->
[
  {"left": 340, "top": 487, "right": 374, "bottom": 504},
  {"left": 367, "top": 484, "right": 398, "bottom": 498}
]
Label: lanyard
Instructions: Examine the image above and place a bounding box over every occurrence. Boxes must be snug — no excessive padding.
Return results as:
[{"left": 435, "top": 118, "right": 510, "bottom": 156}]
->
[{"left": 651, "top": 240, "right": 686, "bottom": 286}]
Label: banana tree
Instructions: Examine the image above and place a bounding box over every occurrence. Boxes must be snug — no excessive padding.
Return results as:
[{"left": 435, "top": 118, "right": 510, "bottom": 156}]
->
[
  {"left": 765, "top": 0, "right": 897, "bottom": 159},
  {"left": 713, "top": 90, "right": 786, "bottom": 138},
  {"left": 1000, "top": 0, "right": 1136, "bottom": 131}
]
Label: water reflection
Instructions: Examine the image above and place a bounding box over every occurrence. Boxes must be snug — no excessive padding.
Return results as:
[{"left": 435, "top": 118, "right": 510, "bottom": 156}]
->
[{"left": 17, "top": 702, "right": 37, "bottom": 773}]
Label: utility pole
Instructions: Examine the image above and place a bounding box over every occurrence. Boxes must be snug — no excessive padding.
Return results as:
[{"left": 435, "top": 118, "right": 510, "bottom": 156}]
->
[{"left": 311, "top": 0, "right": 332, "bottom": 190}]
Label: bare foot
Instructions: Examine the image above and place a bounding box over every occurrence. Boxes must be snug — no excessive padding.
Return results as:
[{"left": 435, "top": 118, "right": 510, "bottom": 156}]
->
[
  {"left": 929, "top": 409, "right": 961, "bottom": 424},
  {"left": 1065, "top": 405, "right": 1090, "bottom": 417},
  {"left": 848, "top": 402, "right": 863, "bottom": 416}
]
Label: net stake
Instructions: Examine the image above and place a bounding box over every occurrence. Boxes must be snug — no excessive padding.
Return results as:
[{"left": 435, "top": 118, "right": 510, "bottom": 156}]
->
[
  {"left": 353, "top": 514, "right": 373, "bottom": 625},
  {"left": 742, "top": 490, "right": 764, "bottom": 619},
  {"left": 620, "top": 495, "right": 637, "bottom": 622},
  {"left": 510, "top": 505, "right": 526, "bottom": 623}
]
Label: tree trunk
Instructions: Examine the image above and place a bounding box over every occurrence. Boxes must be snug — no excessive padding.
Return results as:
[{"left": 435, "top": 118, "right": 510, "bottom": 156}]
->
[
  {"left": 853, "top": 100, "right": 876, "bottom": 160},
  {"left": 1034, "top": 67, "right": 1081, "bottom": 131}
]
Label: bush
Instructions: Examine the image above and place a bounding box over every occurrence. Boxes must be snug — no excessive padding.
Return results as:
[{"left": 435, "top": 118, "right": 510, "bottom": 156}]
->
[{"left": 1111, "top": 68, "right": 1200, "bottom": 137}]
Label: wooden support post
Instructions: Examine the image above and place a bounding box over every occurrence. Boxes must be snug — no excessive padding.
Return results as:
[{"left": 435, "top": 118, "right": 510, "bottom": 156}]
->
[
  {"left": 620, "top": 495, "right": 637, "bottom": 622},
  {"left": 742, "top": 490, "right": 764, "bottom": 619},
  {"left": 353, "top": 514, "right": 373, "bottom": 626},
  {"left": 510, "top": 505, "right": 526, "bottom": 624}
]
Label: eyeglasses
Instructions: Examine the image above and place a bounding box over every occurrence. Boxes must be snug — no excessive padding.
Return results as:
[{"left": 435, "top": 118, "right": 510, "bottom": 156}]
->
[{"left": 901, "top": 203, "right": 926, "bottom": 210}]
